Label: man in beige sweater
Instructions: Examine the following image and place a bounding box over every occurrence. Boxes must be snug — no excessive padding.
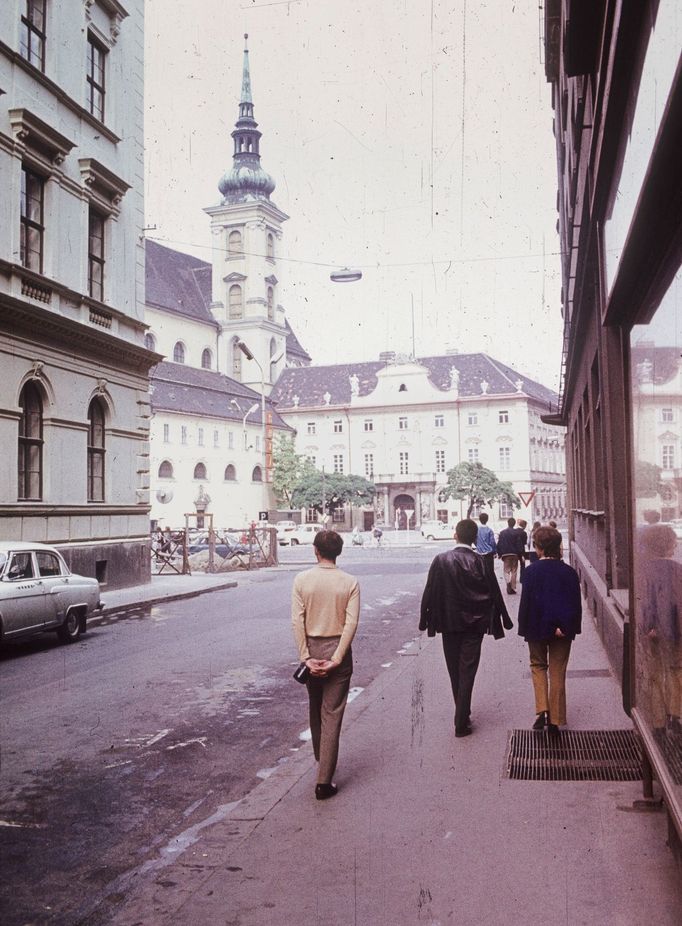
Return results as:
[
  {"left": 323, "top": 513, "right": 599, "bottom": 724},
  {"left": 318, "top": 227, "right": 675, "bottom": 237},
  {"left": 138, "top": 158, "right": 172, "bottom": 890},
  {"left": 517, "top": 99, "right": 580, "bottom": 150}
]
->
[{"left": 291, "top": 530, "right": 360, "bottom": 800}]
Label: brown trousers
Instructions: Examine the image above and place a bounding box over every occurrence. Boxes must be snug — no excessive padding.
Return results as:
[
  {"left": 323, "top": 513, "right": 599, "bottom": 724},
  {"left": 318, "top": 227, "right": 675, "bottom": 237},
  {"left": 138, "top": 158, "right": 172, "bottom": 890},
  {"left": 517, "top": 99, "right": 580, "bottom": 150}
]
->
[
  {"left": 306, "top": 636, "right": 353, "bottom": 785},
  {"left": 502, "top": 554, "right": 520, "bottom": 589},
  {"left": 528, "top": 637, "right": 572, "bottom": 726}
]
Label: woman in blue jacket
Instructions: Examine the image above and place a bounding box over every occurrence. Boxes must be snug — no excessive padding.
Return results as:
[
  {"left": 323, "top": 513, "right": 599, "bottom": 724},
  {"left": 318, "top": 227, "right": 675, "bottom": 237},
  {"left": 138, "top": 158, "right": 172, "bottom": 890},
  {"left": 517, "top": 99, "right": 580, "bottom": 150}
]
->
[{"left": 518, "top": 526, "right": 582, "bottom": 734}]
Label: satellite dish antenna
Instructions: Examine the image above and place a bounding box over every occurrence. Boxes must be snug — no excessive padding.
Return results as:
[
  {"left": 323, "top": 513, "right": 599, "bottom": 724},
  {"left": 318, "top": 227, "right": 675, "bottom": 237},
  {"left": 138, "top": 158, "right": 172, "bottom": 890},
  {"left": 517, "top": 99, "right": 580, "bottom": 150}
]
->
[
  {"left": 330, "top": 267, "right": 362, "bottom": 283},
  {"left": 156, "top": 488, "right": 174, "bottom": 504}
]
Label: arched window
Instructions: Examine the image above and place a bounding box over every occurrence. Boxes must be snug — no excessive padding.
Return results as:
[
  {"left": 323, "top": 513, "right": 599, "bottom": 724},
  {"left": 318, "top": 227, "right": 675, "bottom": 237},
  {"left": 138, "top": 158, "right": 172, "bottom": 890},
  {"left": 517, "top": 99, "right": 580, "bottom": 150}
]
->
[
  {"left": 173, "top": 341, "right": 185, "bottom": 364},
  {"left": 193, "top": 462, "right": 207, "bottom": 480},
  {"left": 232, "top": 340, "right": 242, "bottom": 380},
  {"left": 228, "top": 229, "right": 243, "bottom": 256},
  {"left": 18, "top": 381, "right": 43, "bottom": 500},
  {"left": 158, "top": 460, "right": 173, "bottom": 478},
  {"left": 267, "top": 232, "right": 274, "bottom": 259},
  {"left": 144, "top": 332, "right": 156, "bottom": 351},
  {"left": 267, "top": 286, "right": 274, "bottom": 321},
  {"left": 87, "top": 398, "right": 106, "bottom": 502},
  {"left": 399, "top": 383, "right": 407, "bottom": 392},
  {"left": 229, "top": 284, "right": 243, "bottom": 319},
  {"left": 251, "top": 465, "right": 263, "bottom": 482},
  {"left": 224, "top": 464, "right": 236, "bottom": 481},
  {"left": 201, "top": 348, "right": 212, "bottom": 369},
  {"left": 270, "top": 337, "right": 279, "bottom": 382}
]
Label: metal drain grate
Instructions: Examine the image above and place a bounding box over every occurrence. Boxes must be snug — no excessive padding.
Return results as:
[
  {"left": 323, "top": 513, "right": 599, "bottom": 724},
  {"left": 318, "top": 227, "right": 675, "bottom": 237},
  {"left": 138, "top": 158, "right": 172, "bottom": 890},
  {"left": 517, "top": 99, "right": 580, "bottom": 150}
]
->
[{"left": 506, "top": 729, "right": 642, "bottom": 781}]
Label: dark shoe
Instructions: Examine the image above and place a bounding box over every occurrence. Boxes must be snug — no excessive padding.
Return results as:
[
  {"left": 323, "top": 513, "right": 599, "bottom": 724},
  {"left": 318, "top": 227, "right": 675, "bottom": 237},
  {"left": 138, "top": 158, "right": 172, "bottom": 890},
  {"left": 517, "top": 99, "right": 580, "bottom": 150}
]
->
[
  {"left": 315, "top": 783, "right": 338, "bottom": 800},
  {"left": 547, "top": 723, "right": 560, "bottom": 737},
  {"left": 455, "top": 725, "right": 473, "bottom": 738},
  {"left": 508, "top": 587, "right": 516, "bottom": 595},
  {"left": 506, "top": 582, "right": 513, "bottom": 593},
  {"left": 532, "top": 711, "right": 547, "bottom": 730}
]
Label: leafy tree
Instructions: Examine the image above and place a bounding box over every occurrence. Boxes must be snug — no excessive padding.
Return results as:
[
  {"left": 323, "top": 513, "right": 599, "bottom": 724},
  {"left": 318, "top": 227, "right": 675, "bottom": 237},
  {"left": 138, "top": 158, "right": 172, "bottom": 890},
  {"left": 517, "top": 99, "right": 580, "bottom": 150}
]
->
[
  {"left": 444, "top": 461, "right": 521, "bottom": 518},
  {"left": 634, "top": 459, "right": 666, "bottom": 499},
  {"left": 290, "top": 470, "right": 376, "bottom": 514},
  {"left": 271, "top": 435, "right": 316, "bottom": 506}
]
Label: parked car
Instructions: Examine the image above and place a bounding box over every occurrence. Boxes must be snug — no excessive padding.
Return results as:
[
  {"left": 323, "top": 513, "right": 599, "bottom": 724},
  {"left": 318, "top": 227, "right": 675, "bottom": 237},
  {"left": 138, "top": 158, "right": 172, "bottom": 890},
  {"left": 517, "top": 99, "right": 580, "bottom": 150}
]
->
[
  {"left": 279, "top": 524, "right": 322, "bottom": 546},
  {"left": 187, "top": 533, "right": 249, "bottom": 558},
  {"left": 0, "top": 542, "right": 102, "bottom": 645},
  {"left": 420, "top": 520, "right": 455, "bottom": 541},
  {"left": 276, "top": 521, "right": 298, "bottom": 544}
]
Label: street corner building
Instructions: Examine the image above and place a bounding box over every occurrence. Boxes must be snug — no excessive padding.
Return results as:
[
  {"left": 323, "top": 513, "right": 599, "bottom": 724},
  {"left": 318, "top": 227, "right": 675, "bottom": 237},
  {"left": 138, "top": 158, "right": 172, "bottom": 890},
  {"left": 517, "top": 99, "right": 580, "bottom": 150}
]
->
[
  {"left": 543, "top": 1, "right": 682, "bottom": 852},
  {"left": 0, "top": 0, "right": 158, "bottom": 588}
]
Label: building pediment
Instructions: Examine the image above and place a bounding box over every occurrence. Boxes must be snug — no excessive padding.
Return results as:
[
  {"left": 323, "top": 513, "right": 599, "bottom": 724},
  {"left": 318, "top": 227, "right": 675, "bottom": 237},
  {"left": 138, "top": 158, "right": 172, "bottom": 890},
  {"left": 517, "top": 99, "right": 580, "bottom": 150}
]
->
[
  {"left": 223, "top": 272, "right": 247, "bottom": 283},
  {"left": 351, "top": 360, "right": 447, "bottom": 408},
  {"left": 79, "top": 157, "right": 131, "bottom": 214},
  {"left": 10, "top": 108, "right": 76, "bottom": 166},
  {"left": 431, "top": 435, "right": 448, "bottom": 446},
  {"left": 659, "top": 430, "right": 679, "bottom": 442},
  {"left": 361, "top": 440, "right": 377, "bottom": 450},
  {"left": 264, "top": 274, "right": 278, "bottom": 286}
]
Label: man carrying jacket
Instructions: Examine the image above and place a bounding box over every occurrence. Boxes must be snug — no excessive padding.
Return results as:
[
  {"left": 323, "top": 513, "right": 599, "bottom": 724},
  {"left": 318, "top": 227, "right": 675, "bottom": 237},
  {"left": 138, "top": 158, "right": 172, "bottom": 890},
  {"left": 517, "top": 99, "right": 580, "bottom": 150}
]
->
[{"left": 419, "top": 519, "right": 512, "bottom": 737}]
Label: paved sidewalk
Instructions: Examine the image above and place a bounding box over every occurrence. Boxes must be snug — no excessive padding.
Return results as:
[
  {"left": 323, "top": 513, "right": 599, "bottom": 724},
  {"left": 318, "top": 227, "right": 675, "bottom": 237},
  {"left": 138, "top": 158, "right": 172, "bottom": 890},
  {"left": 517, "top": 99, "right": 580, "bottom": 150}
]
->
[
  {"left": 106, "top": 588, "right": 681, "bottom": 926},
  {"left": 94, "top": 573, "right": 243, "bottom": 620}
]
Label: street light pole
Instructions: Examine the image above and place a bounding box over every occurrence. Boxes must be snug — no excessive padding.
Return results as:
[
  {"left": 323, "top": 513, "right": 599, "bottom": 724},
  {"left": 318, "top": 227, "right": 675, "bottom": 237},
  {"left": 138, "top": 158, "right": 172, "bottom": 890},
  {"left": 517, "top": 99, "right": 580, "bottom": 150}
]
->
[{"left": 236, "top": 340, "right": 266, "bottom": 476}]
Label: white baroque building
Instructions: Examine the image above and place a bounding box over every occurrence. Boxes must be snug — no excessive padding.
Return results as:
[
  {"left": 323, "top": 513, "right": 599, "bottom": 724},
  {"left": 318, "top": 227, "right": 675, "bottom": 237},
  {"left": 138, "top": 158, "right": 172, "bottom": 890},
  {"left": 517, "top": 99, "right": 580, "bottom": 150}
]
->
[{"left": 0, "top": 0, "right": 156, "bottom": 587}]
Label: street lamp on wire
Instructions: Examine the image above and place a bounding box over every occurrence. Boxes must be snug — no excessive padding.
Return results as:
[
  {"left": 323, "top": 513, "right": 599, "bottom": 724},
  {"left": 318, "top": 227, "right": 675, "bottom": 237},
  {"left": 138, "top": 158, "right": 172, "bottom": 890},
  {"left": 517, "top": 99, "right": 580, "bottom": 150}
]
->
[{"left": 230, "top": 398, "right": 259, "bottom": 451}]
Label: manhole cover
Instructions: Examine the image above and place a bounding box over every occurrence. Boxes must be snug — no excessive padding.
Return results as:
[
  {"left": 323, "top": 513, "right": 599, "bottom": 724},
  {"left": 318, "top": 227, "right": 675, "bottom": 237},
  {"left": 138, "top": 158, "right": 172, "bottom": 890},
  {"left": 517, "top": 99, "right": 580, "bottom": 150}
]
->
[{"left": 505, "top": 729, "right": 642, "bottom": 781}]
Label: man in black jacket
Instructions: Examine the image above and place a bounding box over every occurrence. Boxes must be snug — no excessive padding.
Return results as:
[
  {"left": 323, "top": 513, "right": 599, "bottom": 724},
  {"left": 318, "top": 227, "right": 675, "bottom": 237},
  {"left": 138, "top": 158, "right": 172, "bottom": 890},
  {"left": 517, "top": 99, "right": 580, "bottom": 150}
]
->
[
  {"left": 419, "top": 519, "right": 511, "bottom": 737},
  {"left": 497, "top": 516, "right": 526, "bottom": 594}
]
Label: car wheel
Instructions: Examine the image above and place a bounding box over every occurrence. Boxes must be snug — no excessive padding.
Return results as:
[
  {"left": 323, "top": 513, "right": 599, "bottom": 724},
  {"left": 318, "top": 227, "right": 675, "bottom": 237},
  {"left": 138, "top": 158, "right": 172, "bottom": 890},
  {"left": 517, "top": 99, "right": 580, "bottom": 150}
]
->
[
  {"left": 427, "top": 534, "right": 435, "bottom": 541},
  {"left": 57, "top": 609, "right": 83, "bottom": 644},
  {"left": 290, "top": 538, "right": 299, "bottom": 545}
]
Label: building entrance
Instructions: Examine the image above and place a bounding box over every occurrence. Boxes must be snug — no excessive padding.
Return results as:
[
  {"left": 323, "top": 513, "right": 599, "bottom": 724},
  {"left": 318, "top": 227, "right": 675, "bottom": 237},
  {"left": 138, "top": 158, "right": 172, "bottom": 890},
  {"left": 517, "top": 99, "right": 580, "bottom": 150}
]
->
[{"left": 393, "top": 493, "right": 415, "bottom": 530}]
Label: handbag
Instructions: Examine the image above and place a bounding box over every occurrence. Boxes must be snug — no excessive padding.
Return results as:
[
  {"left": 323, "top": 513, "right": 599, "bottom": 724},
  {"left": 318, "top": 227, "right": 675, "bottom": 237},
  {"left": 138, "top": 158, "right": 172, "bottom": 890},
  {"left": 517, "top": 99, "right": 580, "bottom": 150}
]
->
[{"left": 293, "top": 661, "right": 310, "bottom": 684}]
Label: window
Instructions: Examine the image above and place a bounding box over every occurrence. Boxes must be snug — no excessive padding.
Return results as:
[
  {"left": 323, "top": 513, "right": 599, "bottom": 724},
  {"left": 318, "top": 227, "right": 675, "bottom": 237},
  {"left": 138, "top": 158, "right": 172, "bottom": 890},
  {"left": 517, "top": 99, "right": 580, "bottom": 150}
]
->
[
  {"left": 267, "top": 232, "right": 275, "bottom": 259},
  {"left": 364, "top": 419, "right": 374, "bottom": 432},
  {"left": 158, "top": 460, "right": 173, "bottom": 478},
  {"left": 332, "top": 508, "right": 345, "bottom": 523},
  {"left": 163, "top": 423, "right": 170, "bottom": 443},
  {"left": 467, "top": 448, "right": 479, "bottom": 463},
  {"left": 173, "top": 342, "right": 185, "bottom": 364},
  {"left": 87, "top": 398, "right": 105, "bottom": 501},
  {"left": 499, "top": 502, "right": 513, "bottom": 519},
  {"left": 86, "top": 34, "right": 106, "bottom": 121},
  {"left": 232, "top": 341, "right": 242, "bottom": 379},
  {"left": 399, "top": 451, "right": 409, "bottom": 475},
  {"left": 364, "top": 453, "right": 374, "bottom": 478},
  {"left": 333, "top": 454, "right": 344, "bottom": 474},
  {"left": 255, "top": 435, "right": 261, "bottom": 452},
  {"left": 399, "top": 383, "right": 407, "bottom": 392},
  {"left": 213, "top": 430, "right": 219, "bottom": 448},
  {"left": 306, "top": 455, "right": 316, "bottom": 467},
  {"left": 267, "top": 286, "right": 274, "bottom": 321},
  {"left": 224, "top": 464, "right": 236, "bottom": 481},
  {"left": 435, "top": 449, "right": 445, "bottom": 473},
  {"left": 398, "top": 416, "right": 408, "bottom": 430},
  {"left": 144, "top": 332, "right": 156, "bottom": 351},
  {"left": 228, "top": 229, "right": 242, "bottom": 255},
  {"left": 307, "top": 422, "right": 316, "bottom": 435},
  {"left": 88, "top": 209, "right": 105, "bottom": 300},
  {"left": 18, "top": 381, "right": 43, "bottom": 500},
  {"left": 229, "top": 284, "right": 243, "bottom": 319},
  {"left": 198, "top": 428, "right": 204, "bottom": 447},
  {"left": 498, "top": 410, "right": 509, "bottom": 424},
  {"left": 228, "top": 431, "right": 234, "bottom": 449},
  {"left": 434, "top": 414, "right": 444, "bottom": 429},
  {"left": 252, "top": 465, "right": 263, "bottom": 482},
  {"left": 662, "top": 408, "right": 674, "bottom": 422},
  {"left": 20, "top": 0, "right": 46, "bottom": 71},
  {"left": 201, "top": 348, "right": 212, "bottom": 370},
  {"left": 662, "top": 445, "right": 675, "bottom": 469},
  {"left": 181, "top": 426, "right": 187, "bottom": 445},
  {"left": 193, "top": 462, "right": 207, "bottom": 480},
  {"left": 467, "top": 412, "right": 478, "bottom": 426},
  {"left": 499, "top": 446, "right": 511, "bottom": 470},
  {"left": 333, "top": 420, "right": 343, "bottom": 433},
  {"left": 36, "top": 551, "right": 62, "bottom": 577},
  {"left": 20, "top": 167, "right": 44, "bottom": 272},
  {"left": 269, "top": 337, "right": 278, "bottom": 381},
  {"left": 9, "top": 552, "right": 34, "bottom": 581}
]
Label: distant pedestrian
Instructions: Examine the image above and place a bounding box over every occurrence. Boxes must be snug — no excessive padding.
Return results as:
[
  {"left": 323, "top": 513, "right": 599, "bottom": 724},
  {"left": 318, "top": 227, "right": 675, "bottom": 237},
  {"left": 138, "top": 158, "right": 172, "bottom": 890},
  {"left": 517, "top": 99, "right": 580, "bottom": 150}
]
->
[
  {"left": 528, "top": 521, "right": 542, "bottom": 562},
  {"left": 420, "top": 519, "right": 512, "bottom": 737},
  {"left": 548, "top": 520, "right": 564, "bottom": 558},
  {"left": 475, "top": 512, "right": 497, "bottom": 583},
  {"left": 497, "top": 517, "right": 526, "bottom": 594},
  {"left": 516, "top": 518, "right": 529, "bottom": 580},
  {"left": 291, "top": 530, "right": 360, "bottom": 800},
  {"left": 518, "top": 526, "right": 582, "bottom": 734}
]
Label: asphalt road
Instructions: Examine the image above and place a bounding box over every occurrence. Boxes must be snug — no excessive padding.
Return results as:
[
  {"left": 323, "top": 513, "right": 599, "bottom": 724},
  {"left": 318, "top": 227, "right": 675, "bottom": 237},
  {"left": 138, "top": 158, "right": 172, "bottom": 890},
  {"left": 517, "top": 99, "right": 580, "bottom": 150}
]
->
[{"left": 1, "top": 544, "right": 442, "bottom": 926}]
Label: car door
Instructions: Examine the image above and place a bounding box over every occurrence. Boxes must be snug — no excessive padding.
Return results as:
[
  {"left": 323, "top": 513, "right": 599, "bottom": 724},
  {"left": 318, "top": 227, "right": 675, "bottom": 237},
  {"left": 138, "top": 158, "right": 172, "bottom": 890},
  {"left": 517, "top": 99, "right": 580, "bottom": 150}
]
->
[
  {"left": 1, "top": 551, "right": 49, "bottom": 638},
  {"left": 35, "top": 550, "right": 69, "bottom": 628}
]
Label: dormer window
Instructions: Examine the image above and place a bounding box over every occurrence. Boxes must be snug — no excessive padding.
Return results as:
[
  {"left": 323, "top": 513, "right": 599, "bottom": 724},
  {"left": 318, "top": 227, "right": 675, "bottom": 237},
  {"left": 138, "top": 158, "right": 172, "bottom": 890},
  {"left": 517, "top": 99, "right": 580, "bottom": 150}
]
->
[{"left": 399, "top": 383, "right": 407, "bottom": 392}]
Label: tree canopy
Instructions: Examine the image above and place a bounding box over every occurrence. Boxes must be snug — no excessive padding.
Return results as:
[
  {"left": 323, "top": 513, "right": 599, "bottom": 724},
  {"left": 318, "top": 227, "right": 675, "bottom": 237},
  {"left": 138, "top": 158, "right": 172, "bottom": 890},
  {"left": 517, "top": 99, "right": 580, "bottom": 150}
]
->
[
  {"left": 271, "top": 435, "right": 316, "bottom": 506},
  {"left": 290, "top": 470, "right": 376, "bottom": 513},
  {"left": 444, "top": 461, "right": 521, "bottom": 518},
  {"left": 634, "top": 459, "right": 666, "bottom": 499}
]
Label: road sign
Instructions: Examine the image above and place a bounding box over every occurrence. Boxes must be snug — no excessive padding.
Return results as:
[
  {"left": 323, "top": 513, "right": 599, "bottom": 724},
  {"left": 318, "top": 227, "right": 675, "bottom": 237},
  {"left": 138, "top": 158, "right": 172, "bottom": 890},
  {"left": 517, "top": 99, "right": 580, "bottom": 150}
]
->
[{"left": 518, "top": 491, "right": 536, "bottom": 507}]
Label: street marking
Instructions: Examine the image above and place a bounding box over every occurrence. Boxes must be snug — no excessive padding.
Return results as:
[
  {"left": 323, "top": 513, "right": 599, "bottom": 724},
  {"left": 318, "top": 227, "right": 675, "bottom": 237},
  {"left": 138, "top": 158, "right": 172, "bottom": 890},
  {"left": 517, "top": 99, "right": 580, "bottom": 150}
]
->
[
  {"left": 166, "top": 737, "right": 207, "bottom": 751},
  {"left": 139, "top": 801, "right": 240, "bottom": 874},
  {"left": 0, "top": 820, "right": 44, "bottom": 829},
  {"left": 381, "top": 662, "right": 393, "bottom": 668},
  {"left": 104, "top": 760, "right": 134, "bottom": 769},
  {"left": 122, "top": 729, "right": 171, "bottom": 749}
]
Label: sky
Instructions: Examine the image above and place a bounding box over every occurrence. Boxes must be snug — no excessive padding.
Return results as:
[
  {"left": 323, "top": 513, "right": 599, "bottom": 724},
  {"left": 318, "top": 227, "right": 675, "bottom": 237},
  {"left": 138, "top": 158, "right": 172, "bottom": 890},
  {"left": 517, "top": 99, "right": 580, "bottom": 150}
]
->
[{"left": 145, "top": 0, "right": 563, "bottom": 390}]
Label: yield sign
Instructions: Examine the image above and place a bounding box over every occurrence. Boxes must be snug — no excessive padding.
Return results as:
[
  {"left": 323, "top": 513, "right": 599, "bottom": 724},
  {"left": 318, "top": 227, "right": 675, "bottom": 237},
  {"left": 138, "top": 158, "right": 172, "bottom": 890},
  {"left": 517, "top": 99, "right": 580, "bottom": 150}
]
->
[{"left": 518, "top": 490, "right": 536, "bottom": 507}]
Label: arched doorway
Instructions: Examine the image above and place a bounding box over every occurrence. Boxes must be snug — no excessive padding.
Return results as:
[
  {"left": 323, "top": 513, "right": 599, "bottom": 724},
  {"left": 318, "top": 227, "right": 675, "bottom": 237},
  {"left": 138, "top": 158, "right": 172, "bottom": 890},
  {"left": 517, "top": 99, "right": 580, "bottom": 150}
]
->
[{"left": 393, "top": 493, "right": 415, "bottom": 530}]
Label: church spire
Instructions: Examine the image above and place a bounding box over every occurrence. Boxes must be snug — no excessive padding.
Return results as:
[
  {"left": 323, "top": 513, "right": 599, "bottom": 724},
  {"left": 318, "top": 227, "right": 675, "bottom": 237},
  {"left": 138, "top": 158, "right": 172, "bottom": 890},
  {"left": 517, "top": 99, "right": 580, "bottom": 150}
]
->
[{"left": 218, "top": 34, "right": 275, "bottom": 203}]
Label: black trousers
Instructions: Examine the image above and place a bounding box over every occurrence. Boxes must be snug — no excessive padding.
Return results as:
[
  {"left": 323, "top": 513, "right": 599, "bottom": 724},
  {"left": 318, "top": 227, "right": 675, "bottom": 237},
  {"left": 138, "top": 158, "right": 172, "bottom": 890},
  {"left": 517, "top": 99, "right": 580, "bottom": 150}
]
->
[
  {"left": 441, "top": 631, "right": 484, "bottom": 732},
  {"left": 480, "top": 552, "right": 496, "bottom": 584}
]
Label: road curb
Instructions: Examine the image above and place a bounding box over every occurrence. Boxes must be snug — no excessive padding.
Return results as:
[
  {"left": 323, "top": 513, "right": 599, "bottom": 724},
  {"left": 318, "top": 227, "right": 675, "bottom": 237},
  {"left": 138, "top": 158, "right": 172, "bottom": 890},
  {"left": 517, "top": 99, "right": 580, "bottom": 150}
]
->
[{"left": 92, "top": 580, "right": 239, "bottom": 624}]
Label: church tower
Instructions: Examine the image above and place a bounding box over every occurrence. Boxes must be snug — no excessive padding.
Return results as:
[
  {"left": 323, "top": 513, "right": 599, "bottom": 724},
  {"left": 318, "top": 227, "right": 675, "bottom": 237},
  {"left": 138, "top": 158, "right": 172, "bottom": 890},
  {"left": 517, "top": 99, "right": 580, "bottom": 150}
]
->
[{"left": 205, "top": 35, "right": 289, "bottom": 394}]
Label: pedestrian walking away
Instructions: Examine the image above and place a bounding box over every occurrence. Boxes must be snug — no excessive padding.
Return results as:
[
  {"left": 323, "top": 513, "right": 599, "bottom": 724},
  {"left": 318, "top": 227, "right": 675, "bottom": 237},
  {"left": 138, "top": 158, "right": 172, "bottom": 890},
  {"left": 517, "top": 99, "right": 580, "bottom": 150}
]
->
[
  {"left": 291, "top": 530, "right": 360, "bottom": 800},
  {"left": 475, "top": 512, "right": 497, "bottom": 584},
  {"left": 517, "top": 526, "right": 582, "bottom": 735},
  {"left": 497, "top": 517, "right": 526, "bottom": 594},
  {"left": 419, "top": 518, "right": 512, "bottom": 738},
  {"left": 516, "top": 518, "right": 529, "bottom": 580}
]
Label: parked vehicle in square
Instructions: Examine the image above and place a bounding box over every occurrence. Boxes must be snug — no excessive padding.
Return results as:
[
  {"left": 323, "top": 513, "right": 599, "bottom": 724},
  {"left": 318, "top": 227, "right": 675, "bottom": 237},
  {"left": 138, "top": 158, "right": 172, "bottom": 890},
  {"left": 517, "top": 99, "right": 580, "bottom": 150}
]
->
[
  {"left": 0, "top": 542, "right": 102, "bottom": 645},
  {"left": 279, "top": 524, "right": 322, "bottom": 546},
  {"left": 420, "top": 520, "right": 455, "bottom": 541}
]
